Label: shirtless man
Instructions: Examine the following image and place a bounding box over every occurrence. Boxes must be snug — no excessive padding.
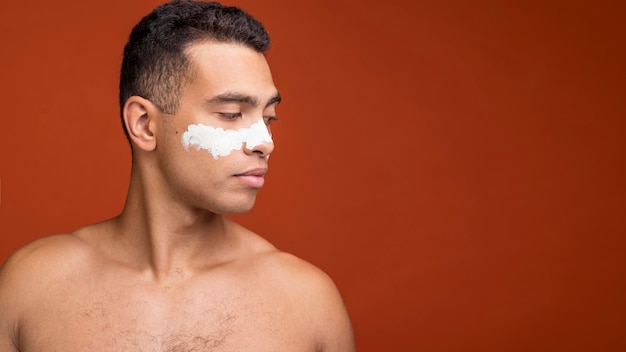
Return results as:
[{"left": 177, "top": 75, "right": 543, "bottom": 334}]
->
[{"left": 0, "top": 1, "right": 355, "bottom": 351}]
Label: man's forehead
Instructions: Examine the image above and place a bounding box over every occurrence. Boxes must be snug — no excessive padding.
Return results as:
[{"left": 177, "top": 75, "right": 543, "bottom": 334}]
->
[{"left": 183, "top": 41, "right": 276, "bottom": 96}]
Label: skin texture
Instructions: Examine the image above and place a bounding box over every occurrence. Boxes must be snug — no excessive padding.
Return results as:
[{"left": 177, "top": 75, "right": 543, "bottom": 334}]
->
[{"left": 0, "top": 42, "right": 355, "bottom": 352}]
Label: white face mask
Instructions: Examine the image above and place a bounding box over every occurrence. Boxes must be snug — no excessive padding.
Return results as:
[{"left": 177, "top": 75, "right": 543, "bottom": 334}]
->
[{"left": 181, "top": 118, "right": 273, "bottom": 159}]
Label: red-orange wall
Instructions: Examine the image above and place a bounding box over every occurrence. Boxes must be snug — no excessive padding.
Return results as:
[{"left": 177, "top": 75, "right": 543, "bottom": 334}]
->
[{"left": 1, "top": 1, "right": 625, "bottom": 351}]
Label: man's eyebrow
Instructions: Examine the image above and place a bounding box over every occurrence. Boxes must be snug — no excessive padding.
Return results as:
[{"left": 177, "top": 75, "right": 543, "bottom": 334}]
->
[
  {"left": 207, "top": 93, "right": 260, "bottom": 107},
  {"left": 266, "top": 93, "right": 281, "bottom": 107},
  {"left": 207, "top": 92, "right": 281, "bottom": 108}
]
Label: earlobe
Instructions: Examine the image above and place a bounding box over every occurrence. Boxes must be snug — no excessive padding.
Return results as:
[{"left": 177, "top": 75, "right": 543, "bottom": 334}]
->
[{"left": 123, "top": 96, "right": 158, "bottom": 152}]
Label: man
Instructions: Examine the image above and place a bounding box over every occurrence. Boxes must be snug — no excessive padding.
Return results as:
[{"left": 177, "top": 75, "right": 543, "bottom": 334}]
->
[{"left": 0, "top": 1, "right": 355, "bottom": 351}]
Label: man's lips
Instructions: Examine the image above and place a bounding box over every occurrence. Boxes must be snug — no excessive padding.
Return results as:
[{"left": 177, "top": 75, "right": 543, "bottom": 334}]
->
[
  {"left": 234, "top": 168, "right": 267, "bottom": 188},
  {"left": 235, "top": 168, "right": 267, "bottom": 177}
]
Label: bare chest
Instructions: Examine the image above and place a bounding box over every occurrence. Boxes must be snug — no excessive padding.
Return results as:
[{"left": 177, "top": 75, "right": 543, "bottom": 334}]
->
[{"left": 19, "top": 279, "right": 313, "bottom": 352}]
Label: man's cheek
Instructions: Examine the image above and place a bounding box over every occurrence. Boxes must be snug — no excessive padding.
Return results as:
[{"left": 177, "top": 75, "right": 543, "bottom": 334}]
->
[{"left": 181, "top": 118, "right": 273, "bottom": 159}]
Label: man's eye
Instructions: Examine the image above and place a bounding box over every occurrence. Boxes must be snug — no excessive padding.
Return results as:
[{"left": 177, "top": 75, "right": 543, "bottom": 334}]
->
[
  {"left": 263, "top": 116, "right": 279, "bottom": 125},
  {"left": 219, "top": 112, "right": 242, "bottom": 119}
]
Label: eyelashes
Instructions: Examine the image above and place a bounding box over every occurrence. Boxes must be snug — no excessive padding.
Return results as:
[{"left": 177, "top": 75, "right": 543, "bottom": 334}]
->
[
  {"left": 218, "top": 112, "right": 242, "bottom": 119},
  {"left": 263, "top": 116, "right": 279, "bottom": 125},
  {"left": 218, "top": 112, "right": 278, "bottom": 125}
]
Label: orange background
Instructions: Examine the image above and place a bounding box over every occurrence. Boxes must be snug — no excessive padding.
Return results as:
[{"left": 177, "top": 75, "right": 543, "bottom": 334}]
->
[{"left": 1, "top": 1, "right": 625, "bottom": 351}]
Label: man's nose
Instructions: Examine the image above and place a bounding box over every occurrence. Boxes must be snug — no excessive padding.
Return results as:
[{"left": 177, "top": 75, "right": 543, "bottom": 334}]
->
[
  {"left": 244, "top": 138, "right": 274, "bottom": 157},
  {"left": 243, "top": 121, "right": 274, "bottom": 158}
]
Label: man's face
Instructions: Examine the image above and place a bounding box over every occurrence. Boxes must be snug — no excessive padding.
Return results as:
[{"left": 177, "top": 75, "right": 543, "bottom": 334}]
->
[{"left": 155, "top": 41, "right": 279, "bottom": 214}]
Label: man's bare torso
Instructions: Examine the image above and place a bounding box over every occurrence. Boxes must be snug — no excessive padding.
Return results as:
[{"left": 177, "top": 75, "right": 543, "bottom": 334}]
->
[{"left": 1, "top": 219, "right": 350, "bottom": 352}]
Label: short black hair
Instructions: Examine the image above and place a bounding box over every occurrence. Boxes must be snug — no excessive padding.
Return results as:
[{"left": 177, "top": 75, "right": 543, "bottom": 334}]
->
[{"left": 119, "top": 0, "right": 271, "bottom": 140}]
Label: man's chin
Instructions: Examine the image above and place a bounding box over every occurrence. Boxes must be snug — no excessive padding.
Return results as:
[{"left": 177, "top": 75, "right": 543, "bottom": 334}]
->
[{"left": 215, "top": 200, "right": 257, "bottom": 215}]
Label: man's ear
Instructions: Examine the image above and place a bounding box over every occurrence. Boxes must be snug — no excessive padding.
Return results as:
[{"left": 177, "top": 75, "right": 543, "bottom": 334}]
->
[{"left": 123, "top": 96, "right": 159, "bottom": 152}]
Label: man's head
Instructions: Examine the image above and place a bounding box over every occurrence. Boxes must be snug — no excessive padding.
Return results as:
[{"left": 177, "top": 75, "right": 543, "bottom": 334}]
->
[
  {"left": 119, "top": 0, "right": 271, "bottom": 141},
  {"left": 120, "top": 0, "right": 279, "bottom": 214}
]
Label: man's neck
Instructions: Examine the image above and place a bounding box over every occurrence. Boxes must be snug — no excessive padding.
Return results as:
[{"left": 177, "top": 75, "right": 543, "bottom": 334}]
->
[{"left": 111, "top": 168, "right": 238, "bottom": 282}]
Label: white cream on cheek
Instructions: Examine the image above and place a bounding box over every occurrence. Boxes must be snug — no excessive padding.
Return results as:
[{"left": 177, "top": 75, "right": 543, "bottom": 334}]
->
[{"left": 181, "top": 118, "right": 273, "bottom": 159}]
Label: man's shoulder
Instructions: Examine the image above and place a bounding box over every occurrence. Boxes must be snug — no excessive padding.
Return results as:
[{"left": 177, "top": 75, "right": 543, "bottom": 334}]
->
[
  {"left": 245, "top": 249, "right": 355, "bottom": 350},
  {"left": 252, "top": 249, "right": 337, "bottom": 291},
  {"left": 3, "top": 232, "right": 90, "bottom": 267},
  {"left": 0, "top": 232, "right": 92, "bottom": 345},
  {"left": 247, "top": 247, "right": 348, "bottom": 312},
  {"left": 229, "top": 221, "right": 336, "bottom": 290},
  {"left": 0, "top": 232, "right": 94, "bottom": 294}
]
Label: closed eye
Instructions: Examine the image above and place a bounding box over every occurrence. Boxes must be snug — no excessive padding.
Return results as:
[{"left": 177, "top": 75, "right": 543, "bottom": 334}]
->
[
  {"left": 218, "top": 112, "right": 242, "bottom": 119},
  {"left": 263, "top": 116, "right": 279, "bottom": 125}
]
